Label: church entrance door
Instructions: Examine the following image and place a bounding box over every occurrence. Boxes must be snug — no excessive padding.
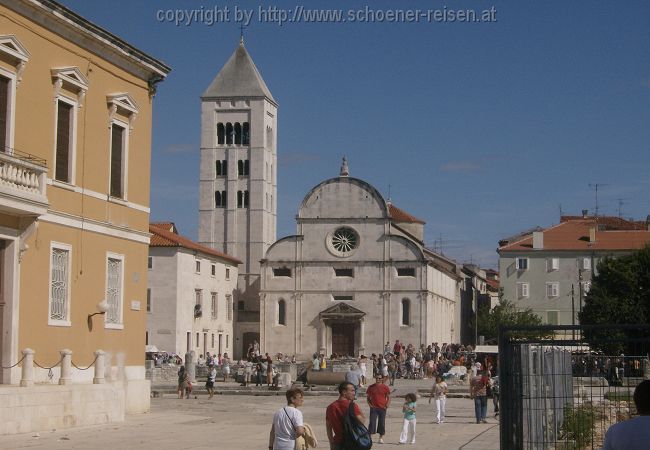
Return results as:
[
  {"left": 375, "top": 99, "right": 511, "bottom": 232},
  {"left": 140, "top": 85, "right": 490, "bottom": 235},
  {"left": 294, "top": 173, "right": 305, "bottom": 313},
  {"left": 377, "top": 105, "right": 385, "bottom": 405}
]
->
[{"left": 331, "top": 323, "right": 354, "bottom": 357}]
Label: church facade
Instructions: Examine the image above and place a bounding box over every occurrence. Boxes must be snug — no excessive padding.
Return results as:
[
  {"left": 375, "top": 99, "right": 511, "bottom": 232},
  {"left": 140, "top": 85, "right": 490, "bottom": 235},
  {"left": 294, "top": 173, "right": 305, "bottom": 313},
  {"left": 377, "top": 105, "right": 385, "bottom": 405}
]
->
[
  {"left": 199, "top": 42, "right": 461, "bottom": 359},
  {"left": 259, "top": 163, "right": 461, "bottom": 359}
]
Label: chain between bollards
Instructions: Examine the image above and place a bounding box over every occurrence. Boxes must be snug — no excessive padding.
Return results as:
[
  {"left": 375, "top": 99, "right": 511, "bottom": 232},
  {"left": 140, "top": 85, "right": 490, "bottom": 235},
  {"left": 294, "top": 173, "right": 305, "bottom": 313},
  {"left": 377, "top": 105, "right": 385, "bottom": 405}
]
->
[{"left": 0, "top": 354, "right": 26, "bottom": 369}]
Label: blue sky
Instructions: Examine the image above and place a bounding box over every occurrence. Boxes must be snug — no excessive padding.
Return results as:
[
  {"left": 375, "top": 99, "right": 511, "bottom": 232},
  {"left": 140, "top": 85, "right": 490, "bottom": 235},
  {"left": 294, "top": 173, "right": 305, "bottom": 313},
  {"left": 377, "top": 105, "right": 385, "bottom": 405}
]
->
[{"left": 61, "top": 0, "right": 650, "bottom": 268}]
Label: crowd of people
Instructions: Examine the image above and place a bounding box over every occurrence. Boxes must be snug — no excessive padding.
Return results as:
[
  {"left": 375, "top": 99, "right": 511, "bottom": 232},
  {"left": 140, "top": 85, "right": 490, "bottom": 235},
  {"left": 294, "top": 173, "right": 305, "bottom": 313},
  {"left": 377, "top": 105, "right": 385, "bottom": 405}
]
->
[
  {"left": 167, "top": 338, "right": 650, "bottom": 450},
  {"left": 345, "top": 340, "right": 496, "bottom": 387}
]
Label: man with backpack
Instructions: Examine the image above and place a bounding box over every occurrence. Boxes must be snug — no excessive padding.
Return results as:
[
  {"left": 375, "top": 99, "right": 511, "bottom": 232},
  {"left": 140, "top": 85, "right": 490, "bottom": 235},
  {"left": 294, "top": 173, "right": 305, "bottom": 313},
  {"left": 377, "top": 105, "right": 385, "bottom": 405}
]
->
[{"left": 326, "top": 381, "right": 366, "bottom": 450}]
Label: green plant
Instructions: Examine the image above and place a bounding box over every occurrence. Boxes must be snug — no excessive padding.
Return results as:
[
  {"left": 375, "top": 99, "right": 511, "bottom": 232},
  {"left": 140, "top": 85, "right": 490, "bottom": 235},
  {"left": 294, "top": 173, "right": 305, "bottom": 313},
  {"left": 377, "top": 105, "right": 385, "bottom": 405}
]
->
[
  {"left": 559, "top": 403, "right": 596, "bottom": 449},
  {"left": 604, "top": 391, "right": 632, "bottom": 402}
]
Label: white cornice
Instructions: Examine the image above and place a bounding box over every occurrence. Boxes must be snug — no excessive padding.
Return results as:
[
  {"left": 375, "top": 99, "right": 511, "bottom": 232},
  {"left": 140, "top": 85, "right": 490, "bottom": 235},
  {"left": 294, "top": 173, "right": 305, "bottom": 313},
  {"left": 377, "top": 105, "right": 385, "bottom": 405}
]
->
[
  {"left": 40, "top": 210, "right": 150, "bottom": 244},
  {"left": 46, "top": 178, "right": 150, "bottom": 213}
]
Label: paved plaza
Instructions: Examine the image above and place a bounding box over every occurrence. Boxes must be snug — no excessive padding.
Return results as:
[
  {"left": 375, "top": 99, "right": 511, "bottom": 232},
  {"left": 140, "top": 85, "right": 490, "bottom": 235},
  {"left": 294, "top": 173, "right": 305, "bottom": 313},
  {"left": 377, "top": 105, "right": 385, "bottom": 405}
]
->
[{"left": 3, "top": 379, "right": 500, "bottom": 450}]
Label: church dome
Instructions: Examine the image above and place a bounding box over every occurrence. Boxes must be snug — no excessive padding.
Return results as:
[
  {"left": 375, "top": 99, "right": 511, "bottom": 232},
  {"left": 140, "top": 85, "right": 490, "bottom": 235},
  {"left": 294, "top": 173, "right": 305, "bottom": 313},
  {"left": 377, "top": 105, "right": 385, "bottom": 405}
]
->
[{"left": 298, "top": 176, "right": 389, "bottom": 221}]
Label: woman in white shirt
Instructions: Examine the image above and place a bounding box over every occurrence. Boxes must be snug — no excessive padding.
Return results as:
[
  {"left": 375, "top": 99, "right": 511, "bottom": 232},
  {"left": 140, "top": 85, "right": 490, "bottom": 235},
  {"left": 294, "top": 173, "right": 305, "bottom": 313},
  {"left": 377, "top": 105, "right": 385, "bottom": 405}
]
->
[
  {"left": 269, "top": 388, "right": 305, "bottom": 450},
  {"left": 429, "top": 375, "right": 448, "bottom": 424}
]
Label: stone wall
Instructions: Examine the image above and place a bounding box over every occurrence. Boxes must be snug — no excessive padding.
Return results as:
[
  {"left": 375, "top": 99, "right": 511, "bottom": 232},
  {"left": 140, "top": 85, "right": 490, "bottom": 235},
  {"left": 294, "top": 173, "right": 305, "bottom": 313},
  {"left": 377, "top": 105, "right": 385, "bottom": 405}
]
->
[
  {"left": 0, "top": 383, "right": 125, "bottom": 435},
  {"left": 146, "top": 362, "right": 307, "bottom": 385}
]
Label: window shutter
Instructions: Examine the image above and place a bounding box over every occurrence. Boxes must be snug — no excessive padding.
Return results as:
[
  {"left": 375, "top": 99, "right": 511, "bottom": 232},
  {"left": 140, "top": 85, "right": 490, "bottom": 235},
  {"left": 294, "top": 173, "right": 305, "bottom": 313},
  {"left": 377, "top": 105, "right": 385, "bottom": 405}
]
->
[
  {"left": 55, "top": 101, "right": 72, "bottom": 182},
  {"left": 0, "top": 76, "right": 8, "bottom": 151},
  {"left": 110, "top": 124, "right": 124, "bottom": 197}
]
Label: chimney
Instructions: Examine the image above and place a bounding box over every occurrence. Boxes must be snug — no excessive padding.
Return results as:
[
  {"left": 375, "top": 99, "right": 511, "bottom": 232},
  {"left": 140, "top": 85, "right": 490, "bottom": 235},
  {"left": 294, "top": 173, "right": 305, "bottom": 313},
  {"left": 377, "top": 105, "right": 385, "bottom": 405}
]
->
[
  {"left": 589, "top": 227, "right": 596, "bottom": 243},
  {"left": 582, "top": 209, "right": 589, "bottom": 219},
  {"left": 533, "top": 231, "right": 544, "bottom": 249}
]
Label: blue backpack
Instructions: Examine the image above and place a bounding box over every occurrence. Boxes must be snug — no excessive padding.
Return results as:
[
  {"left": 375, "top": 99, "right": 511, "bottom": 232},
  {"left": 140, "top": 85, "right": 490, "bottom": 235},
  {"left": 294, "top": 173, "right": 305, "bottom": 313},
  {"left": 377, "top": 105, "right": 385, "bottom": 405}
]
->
[{"left": 342, "top": 400, "right": 373, "bottom": 450}]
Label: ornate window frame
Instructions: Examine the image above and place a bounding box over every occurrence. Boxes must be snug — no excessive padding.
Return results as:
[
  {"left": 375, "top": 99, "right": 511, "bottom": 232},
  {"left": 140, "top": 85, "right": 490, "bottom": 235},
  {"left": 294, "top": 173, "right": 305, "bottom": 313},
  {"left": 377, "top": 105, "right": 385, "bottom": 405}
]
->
[
  {"left": 48, "top": 241, "right": 72, "bottom": 327},
  {"left": 105, "top": 252, "right": 125, "bottom": 329},
  {"left": 0, "top": 35, "right": 30, "bottom": 153}
]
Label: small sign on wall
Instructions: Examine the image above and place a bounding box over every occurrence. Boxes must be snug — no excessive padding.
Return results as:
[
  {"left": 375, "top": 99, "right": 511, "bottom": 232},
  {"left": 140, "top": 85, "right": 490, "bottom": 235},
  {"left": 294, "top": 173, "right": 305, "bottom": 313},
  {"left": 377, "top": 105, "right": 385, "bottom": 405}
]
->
[{"left": 131, "top": 300, "right": 141, "bottom": 311}]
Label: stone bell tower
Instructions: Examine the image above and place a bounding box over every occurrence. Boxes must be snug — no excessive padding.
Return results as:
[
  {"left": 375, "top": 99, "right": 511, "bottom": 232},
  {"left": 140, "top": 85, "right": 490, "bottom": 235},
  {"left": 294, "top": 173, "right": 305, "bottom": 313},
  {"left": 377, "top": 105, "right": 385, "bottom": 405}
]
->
[{"left": 198, "top": 38, "right": 277, "bottom": 358}]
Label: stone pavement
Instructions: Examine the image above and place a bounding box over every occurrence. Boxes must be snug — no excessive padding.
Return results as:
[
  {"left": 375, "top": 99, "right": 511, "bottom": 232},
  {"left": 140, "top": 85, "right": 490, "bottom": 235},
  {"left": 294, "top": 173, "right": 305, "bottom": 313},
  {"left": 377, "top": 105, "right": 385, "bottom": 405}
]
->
[{"left": 2, "top": 378, "right": 500, "bottom": 449}]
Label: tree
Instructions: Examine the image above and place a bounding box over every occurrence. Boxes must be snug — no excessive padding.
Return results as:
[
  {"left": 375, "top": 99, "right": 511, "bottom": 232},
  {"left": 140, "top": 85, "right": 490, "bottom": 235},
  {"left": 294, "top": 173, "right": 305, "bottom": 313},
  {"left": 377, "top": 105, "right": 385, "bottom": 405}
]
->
[
  {"left": 473, "top": 295, "right": 547, "bottom": 343},
  {"left": 579, "top": 245, "right": 650, "bottom": 354}
]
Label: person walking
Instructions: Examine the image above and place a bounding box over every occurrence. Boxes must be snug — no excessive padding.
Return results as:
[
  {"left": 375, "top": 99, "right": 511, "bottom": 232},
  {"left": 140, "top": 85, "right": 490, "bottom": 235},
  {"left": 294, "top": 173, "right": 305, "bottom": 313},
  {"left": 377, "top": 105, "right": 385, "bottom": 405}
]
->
[
  {"left": 491, "top": 376, "right": 500, "bottom": 417},
  {"left": 380, "top": 354, "right": 389, "bottom": 378},
  {"left": 602, "top": 380, "right": 650, "bottom": 449},
  {"left": 269, "top": 387, "right": 305, "bottom": 450},
  {"left": 206, "top": 364, "right": 216, "bottom": 399},
  {"left": 470, "top": 369, "right": 489, "bottom": 423},
  {"left": 266, "top": 353, "right": 274, "bottom": 387},
  {"left": 428, "top": 375, "right": 448, "bottom": 423},
  {"left": 311, "top": 353, "right": 320, "bottom": 372},
  {"left": 366, "top": 374, "right": 391, "bottom": 444},
  {"left": 387, "top": 355, "right": 397, "bottom": 386},
  {"left": 177, "top": 365, "right": 190, "bottom": 399},
  {"left": 358, "top": 355, "right": 368, "bottom": 387},
  {"left": 399, "top": 393, "right": 417, "bottom": 444},
  {"left": 255, "top": 361, "right": 265, "bottom": 386},
  {"left": 326, "top": 381, "right": 365, "bottom": 450},
  {"left": 345, "top": 364, "right": 362, "bottom": 398},
  {"left": 222, "top": 353, "right": 231, "bottom": 381}
]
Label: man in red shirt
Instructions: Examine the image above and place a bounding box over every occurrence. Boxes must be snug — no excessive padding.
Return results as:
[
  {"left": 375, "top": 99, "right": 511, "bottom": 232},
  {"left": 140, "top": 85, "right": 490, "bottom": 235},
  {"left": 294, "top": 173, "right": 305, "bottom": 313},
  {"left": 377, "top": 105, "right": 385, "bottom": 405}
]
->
[
  {"left": 326, "top": 381, "right": 365, "bottom": 450},
  {"left": 366, "top": 374, "right": 391, "bottom": 444}
]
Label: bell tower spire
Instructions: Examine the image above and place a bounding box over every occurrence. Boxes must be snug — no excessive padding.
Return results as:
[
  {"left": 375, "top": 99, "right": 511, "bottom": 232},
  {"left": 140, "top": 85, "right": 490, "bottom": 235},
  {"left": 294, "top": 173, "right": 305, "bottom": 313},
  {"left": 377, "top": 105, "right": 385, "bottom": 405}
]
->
[{"left": 340, "top": 156, "right": 349, "bottom": 177}]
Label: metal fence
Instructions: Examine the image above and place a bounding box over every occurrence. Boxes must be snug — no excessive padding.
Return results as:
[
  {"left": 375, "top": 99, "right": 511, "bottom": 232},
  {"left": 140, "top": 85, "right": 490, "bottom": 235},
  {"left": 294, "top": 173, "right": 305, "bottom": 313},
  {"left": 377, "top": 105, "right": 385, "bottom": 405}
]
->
[{"left": 498, "top": 324, "right": 650, "bottom": 450}]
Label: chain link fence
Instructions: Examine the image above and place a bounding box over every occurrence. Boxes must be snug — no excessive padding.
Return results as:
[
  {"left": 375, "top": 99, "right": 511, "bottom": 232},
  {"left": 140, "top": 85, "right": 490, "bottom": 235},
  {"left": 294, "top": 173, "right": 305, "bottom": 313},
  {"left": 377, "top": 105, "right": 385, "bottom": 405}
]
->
[{"left": 499, "top": 324, "right": 650, "bottom": 449}]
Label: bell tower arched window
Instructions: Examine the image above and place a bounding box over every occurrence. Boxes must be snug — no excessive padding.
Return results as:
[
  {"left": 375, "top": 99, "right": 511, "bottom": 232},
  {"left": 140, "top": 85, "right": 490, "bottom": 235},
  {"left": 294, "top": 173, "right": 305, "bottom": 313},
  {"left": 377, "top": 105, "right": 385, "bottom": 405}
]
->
[
  {"left": 234, "top": 122, "right": 242, "bottom": 145},
  {"left": 225, "top": 122, "right": 233, "bottom": 144},
  {"left": 242, "top": 122, "right": 250, "bottom": 145},
  {"left": 215, "top": 190, "right": 226, "bottom": 207},
  {"left": 217, "top": 123, "right": 225, "bottom": 145},
  {"left": 216, "top": 159, "right": 227, "bottom": 176}
]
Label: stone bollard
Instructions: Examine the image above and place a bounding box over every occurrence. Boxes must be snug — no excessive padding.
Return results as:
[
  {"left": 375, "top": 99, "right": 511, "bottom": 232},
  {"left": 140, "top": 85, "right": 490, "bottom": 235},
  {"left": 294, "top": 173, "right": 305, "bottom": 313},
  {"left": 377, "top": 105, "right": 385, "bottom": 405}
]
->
[
  {"left": 93, "top": 349, "right": 106, "bottom": 384},
  {"left": 185, "top": 351, "right": 196, "bottom": 382},
  {"left": 644, "top": 358, "right": 650, "bottom": 380},
  {"left": 59, "top": 349, "right": 72, "bottom": 385},
  {"left": 20, "top": 348, "right": 35, "bottom": 387}
]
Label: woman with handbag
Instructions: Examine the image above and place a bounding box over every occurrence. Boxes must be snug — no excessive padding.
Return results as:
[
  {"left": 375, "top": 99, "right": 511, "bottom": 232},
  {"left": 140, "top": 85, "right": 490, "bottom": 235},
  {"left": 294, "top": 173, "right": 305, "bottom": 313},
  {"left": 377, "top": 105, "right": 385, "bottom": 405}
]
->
[{"left": 269, "top": 388, "right": 306, "bottom": 450}]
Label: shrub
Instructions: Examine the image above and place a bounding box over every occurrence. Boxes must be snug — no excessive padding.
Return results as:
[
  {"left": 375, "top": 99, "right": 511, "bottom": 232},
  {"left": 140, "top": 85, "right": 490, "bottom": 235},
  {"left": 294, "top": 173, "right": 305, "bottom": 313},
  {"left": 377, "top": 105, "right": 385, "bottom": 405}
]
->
[
  {"left": 604, "top": 391, "right": 632, "bottom": 402},
  {"left": 559, "top": 403, "right": 596, "bottom": 449}
]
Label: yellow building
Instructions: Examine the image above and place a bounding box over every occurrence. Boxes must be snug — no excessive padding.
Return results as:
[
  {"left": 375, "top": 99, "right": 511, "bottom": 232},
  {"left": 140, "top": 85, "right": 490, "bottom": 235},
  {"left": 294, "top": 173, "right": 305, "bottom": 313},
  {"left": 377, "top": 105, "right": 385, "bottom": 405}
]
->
[{"left": 0, "top": 0, "right": 169, "bottom": 433}]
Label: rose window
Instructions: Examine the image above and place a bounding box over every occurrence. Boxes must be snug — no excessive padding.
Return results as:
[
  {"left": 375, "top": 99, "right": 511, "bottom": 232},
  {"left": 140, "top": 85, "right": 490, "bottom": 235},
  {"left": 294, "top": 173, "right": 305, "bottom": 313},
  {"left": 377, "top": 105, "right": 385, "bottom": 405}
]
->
[{"left": 327, "top": 227, "right": 359, "bottom": 257}]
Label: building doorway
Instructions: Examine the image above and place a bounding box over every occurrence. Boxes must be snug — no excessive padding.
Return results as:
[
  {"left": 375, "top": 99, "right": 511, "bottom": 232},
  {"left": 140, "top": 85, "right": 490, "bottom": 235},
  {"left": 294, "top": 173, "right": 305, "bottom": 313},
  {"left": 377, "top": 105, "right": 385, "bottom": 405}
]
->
[
  {"left": 242, "top": 332, "right": 259, "bottom": 358},
  {"left": 331, "top": 323, "right": 355, "bottom": 357}
]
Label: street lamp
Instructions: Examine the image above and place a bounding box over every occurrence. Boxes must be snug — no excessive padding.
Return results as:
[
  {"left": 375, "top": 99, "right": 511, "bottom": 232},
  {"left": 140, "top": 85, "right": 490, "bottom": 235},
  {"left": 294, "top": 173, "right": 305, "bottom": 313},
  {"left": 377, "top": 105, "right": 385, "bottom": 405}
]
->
[
  {"left": 87, "top": 300, "right": 109, "bottom": 331},
  {"left": 578, "top": 269, "right": 584, "bottom": 317},
  {"left": 571, "top": 284, "right": 576, "bottom": 340}
]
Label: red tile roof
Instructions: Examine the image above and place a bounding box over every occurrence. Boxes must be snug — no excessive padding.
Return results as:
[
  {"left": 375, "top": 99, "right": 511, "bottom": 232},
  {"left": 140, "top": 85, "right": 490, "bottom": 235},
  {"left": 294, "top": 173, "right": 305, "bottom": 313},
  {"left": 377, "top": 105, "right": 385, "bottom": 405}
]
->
[
  {"left": 499, "top": 219, "right": 650, "bottom": 252},
  {"left": 149, "top": 223, "right": 241, "bottom": 265},
  {"left": 388, "top": 203, "right": 425, "bottom": 224},
  {"left": 486, "top": 278, "right": 499, "bottom": 290},
  {"left": 150, "top": 222, "right": 178, "bottom": 233},
  {"left": 560, "top": 215, "right": 646, "bottom": 230}
]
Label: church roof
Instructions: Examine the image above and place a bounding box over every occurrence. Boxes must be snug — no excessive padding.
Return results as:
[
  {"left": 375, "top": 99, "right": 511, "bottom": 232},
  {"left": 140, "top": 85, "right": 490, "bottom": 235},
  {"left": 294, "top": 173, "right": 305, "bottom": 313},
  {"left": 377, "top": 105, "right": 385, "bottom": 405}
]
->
[
  {"left": 202, "top": 41, "right": 275, "bottom": 103},
  {"left": 149, "top": 223, "right": 241, "bottom": 265},
  {"left": 388, "top": 204, "right": 426, "bottom": 224}
]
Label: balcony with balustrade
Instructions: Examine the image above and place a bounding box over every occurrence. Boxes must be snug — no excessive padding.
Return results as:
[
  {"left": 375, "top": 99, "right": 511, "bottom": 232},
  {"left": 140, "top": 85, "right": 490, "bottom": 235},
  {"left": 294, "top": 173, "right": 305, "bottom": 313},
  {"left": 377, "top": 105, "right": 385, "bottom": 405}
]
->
[{"left": 0, "top": 148, "right": 49, "bottom": 217}]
